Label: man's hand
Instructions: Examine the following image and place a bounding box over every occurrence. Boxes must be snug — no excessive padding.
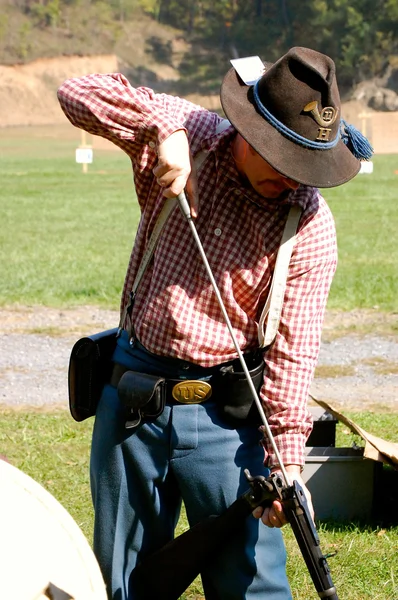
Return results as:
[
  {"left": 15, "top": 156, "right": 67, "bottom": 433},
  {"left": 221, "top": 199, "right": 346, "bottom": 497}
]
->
[
  {"left": 153, "top": 129, "right": 198, "bottom": 217},
  {"left": 252, "top": 465, "right": 314, "bottom": 528}
]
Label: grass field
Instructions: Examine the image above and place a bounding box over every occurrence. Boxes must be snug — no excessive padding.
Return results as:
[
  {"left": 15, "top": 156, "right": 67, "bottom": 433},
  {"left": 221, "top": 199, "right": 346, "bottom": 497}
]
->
[
  {"left": 1, "top": 127, "right": 397, "bottom": 599},
  {"left": 0, "top": 126, "right": 135, "bottom": 307},
  {"left": 1, "top": 125, "right": 397, "bottom": 311},
  {"left": 0, "top": 408, "right": 397, "bottom": 600}
]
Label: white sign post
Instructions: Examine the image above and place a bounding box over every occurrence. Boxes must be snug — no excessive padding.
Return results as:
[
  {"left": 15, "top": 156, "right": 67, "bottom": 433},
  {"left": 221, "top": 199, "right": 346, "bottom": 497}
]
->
[{"left": 75, "top": 131, "right": 93, "bottom": 173}]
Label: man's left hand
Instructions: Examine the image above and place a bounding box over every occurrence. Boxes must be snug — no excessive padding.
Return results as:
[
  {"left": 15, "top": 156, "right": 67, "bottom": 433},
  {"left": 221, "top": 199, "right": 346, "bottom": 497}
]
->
[{"left": 252, "top": 465, "right": 314, "bottom": 529}]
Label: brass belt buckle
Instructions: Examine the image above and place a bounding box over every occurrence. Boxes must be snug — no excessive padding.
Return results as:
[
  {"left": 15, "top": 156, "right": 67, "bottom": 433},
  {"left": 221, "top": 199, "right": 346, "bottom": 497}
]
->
[{"left": 172, "top": 380, "right": 212, "bottom": 404}]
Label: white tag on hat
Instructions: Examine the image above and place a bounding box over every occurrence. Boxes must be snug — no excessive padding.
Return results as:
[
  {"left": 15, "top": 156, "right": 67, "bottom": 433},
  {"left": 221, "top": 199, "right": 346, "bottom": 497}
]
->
[{"left": 230, "top": 56, "right": 265, "bottom": 86}]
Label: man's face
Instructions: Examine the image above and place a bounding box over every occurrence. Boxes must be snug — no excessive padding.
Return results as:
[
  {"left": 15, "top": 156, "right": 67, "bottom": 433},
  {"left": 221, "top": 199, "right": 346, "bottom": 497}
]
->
[{"left": 232, "top": 135, "right": 300, "bottom": 199}]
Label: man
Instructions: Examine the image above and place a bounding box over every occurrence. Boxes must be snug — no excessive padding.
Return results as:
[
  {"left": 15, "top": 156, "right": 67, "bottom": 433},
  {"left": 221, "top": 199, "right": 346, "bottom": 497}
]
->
[{"left": 58, "top": 47, "right": 370, "bottom": 599}]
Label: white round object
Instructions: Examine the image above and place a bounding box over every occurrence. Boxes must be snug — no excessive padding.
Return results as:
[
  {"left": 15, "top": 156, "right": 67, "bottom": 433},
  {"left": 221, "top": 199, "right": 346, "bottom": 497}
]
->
[{"left": 0, "top": 459, "right": 107, "bottom": 600}]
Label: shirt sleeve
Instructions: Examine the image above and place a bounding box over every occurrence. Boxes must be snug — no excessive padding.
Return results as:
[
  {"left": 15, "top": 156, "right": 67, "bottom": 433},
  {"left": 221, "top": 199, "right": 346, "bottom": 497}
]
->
[
  {"left": 260, "top": 191, "right": 337, "bottom": 469},
  {"left": 57, "top": 73, "right": 195, "bottom": 160}
]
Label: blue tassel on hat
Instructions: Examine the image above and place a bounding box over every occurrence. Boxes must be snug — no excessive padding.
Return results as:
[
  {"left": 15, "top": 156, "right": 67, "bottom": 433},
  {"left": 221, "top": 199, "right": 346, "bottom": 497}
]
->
[{"left": 341, "top": 120, "right": 373, "bottom": 160}]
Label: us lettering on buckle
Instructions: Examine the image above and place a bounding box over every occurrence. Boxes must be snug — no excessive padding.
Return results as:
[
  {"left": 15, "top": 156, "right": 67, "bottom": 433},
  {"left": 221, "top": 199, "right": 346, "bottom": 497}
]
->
[{"left": 172, "top": 380, "right": 212, "bottom": 404}]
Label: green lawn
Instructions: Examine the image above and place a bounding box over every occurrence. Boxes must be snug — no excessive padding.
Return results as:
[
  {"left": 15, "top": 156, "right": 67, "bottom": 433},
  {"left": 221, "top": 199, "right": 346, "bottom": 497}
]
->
[
  {"left": 0, "top": 408, "right": 397, "bottom": 600},
  {"left": 0, "top": 126, "right": 135, "bottom": 307},
  {"left": 325, "top": 156, "right": 397, "bottom": 311},
  {"left": 1, "top": 125, "right": 397, "bottom": 311}
]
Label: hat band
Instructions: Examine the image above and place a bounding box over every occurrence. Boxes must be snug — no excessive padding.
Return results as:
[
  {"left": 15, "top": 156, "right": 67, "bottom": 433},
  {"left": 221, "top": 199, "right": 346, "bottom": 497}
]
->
[{"left": 253, "top": 80, "right": 340, "bottom": 151}]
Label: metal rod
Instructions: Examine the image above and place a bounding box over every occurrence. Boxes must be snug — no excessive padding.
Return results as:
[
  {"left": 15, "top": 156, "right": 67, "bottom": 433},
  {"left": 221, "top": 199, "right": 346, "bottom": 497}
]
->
[{"left": 177, "top": 192, "right": 290, "bottom": 485}]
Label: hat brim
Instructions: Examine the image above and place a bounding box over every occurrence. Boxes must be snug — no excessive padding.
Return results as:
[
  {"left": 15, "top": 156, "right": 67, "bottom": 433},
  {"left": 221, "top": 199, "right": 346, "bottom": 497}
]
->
[{"left": 220, "top": 67, "right": 360, "bottom": 188}]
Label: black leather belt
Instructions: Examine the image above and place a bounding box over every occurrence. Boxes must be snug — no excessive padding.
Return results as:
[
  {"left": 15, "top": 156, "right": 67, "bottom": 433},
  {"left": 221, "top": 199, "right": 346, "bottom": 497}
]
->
[{"left": 110, "top": 363, "right": 213, "bottom": 404}]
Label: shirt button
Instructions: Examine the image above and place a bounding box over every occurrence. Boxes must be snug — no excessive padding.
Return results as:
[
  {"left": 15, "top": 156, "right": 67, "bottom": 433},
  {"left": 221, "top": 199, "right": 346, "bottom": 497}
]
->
[
  {"left": 235, "top": 190, "right": 241, "bottom": 196},
  {"left": 148, "top": 141, "right": 156, "bottom": 148},
  {"left": 214, "top": 228, "right": 222, "bottom": 236}
]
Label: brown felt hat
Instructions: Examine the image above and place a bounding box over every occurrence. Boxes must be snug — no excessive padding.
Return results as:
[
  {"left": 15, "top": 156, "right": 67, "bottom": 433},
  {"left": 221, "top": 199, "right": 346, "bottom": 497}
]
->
[{"left": 220, "top": 47, "right": 361, "bottom": 188}]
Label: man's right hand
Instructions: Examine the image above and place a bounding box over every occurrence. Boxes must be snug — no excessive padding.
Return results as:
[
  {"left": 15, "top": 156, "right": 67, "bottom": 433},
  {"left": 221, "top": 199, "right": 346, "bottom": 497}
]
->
[{"left": 153, "top": 129, "right": 198, "bottom": 218}]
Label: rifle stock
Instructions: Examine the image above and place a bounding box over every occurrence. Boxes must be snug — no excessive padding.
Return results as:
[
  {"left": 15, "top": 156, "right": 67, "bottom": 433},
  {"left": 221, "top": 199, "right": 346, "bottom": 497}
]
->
[
  {"left": 130, "top": 498, "right": 251, "bottom": 599},
  {"left": 131, "top": 470, "right": 339, "bottom": 599}
]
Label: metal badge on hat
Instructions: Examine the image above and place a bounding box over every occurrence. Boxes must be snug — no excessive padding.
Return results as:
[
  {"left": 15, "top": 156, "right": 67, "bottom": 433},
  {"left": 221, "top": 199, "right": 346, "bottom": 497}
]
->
[{"left": 303, "top": 101, "right": 339, "bottom": 142}]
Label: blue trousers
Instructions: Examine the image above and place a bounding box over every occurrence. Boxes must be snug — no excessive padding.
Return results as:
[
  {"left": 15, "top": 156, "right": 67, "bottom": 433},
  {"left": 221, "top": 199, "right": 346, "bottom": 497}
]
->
[{"left": 90, "top": 333, "right": 291, "bottom": 600}]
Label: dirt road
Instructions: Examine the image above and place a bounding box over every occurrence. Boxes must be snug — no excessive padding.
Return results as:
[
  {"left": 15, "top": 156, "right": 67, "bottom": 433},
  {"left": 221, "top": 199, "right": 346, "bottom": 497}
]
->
[{"left": 0, "top": 305, "right": 397, "bottom": 412}]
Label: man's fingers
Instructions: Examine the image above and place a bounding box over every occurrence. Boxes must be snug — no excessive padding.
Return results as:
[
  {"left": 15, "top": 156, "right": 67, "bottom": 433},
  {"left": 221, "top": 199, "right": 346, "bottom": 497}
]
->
[
  {"left": 252, "top": 506, "right": 264, "bottom": 520},
  {"left": 263, "top": 509, "right": 286, "bottom": 528},
  {"left": 153, "top": 163, "right": 191, "bottom": 200},
  {"left": 185, "top": 158, "right": 199, "bottom": 218},
  {"left": 252, "top": 501, "right": 288, "bottom": 529},
  {"left": 162, "top": 175, "right": 189, "bottom": 199},
  {"left": 153, "top": 161, "right": 199, "bottom": 218},
  {"left": 152, "top": 130, "right": 202, "bottom": 215},
  {"left": 154, "top": 129, "right": 191, "bottom": 198},
  {"left": 154, "top": 166, "right": 188, "bottom": 189},
  {"left": 263, "top": 501, "right": 288, "bottom": 528}
]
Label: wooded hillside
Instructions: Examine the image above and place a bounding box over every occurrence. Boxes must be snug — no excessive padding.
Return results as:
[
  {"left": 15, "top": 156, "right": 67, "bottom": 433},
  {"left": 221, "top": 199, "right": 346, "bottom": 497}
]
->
[{"left": 1, "top": 0, "right": 397, "bottom": 97}]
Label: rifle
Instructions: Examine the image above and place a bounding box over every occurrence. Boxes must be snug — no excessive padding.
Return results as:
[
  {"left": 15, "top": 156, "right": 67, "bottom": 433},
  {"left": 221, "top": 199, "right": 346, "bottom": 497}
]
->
[
  {"left": 132, "top": 192, "right": 339, "bottom": 599},
  {"left": 131, "top": 469, "right": 338, "bottom": 599}
]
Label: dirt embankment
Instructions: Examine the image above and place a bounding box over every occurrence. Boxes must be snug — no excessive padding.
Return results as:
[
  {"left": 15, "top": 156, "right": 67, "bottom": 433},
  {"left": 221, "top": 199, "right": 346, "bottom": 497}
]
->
[
  {"left": 0, "top": 55, "right": 120, "bottom": 127},
  {"left": 0, "top": 53, "right": 374, "bottom": 130},
  {"left": 0, "top": 53, "right": 222, "bottom": 128}
]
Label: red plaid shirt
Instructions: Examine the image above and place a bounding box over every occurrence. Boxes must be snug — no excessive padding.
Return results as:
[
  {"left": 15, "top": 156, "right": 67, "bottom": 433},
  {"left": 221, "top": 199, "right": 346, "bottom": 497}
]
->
[{"left": 58, "top": 73, "right": 337, "bottom": 467}]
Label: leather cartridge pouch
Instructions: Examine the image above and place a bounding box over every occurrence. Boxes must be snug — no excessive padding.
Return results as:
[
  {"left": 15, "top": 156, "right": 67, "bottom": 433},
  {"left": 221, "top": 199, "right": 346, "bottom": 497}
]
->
[
  {"left": 68, "top": 328, "right": 118, "bottom": 422},
  {"left": 117, "top": 371, "right": 166, "bottom": 429},
  {"left": 217, "top": 353, "right": 264, "bottom": 427}
]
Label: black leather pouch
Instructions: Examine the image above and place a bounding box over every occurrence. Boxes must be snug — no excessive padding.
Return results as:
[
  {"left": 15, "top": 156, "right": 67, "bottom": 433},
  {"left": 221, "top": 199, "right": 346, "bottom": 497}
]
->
[
  {"left": 117, "top": 371, "right": 166, "bottom": 429},
  {"left": 68, "top": 328, "right": 118, "bottom": 422},
  {"left": 217, "top": 353, "right": 264, "bottom": 426}
]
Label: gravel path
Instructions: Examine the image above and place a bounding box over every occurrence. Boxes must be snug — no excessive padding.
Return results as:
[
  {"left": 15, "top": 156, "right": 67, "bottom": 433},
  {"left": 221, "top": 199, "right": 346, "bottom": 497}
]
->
[
  {"left": 0, "top": 306, "right": 118, "bottom": 409},
  {"left": 0, "top": 306, "right": 397, "bottom": 411},
  {"left": 310, "top": 335, "right": 398, "bottom": 410}
]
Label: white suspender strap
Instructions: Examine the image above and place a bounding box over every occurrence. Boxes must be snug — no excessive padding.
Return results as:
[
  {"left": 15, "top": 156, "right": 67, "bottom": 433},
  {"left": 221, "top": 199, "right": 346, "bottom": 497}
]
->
[
  {"left": 215, "top": 118, "right": 231, "bottom": 134},
  {"left": 131, "top": 197, "right": 177, "bottom": 296},
  {"left": 118, "top": 196, "right": 177, "bottom": 330},
  {"left": 258, "top": 204, "right": 302, "bottom": 349},
  {"left": 190, "top": 118, "right": 231, "bottom": 169}
]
